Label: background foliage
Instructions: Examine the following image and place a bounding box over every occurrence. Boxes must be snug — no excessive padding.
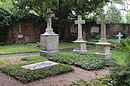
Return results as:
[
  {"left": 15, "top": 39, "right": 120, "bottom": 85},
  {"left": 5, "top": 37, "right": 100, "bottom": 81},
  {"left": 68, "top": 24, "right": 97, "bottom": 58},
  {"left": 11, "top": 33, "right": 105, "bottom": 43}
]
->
[{"left": 106, "top": 5, "right": 122, "bottom": 23}]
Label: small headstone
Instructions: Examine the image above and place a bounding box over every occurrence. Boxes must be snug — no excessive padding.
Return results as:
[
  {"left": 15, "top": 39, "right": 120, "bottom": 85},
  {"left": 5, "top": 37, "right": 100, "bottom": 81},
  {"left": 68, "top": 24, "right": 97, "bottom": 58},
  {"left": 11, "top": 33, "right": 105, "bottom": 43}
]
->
[
  {"left": 116, "top": 32, "right": 123, "bottom": 43},
  {"left": 91, "top": 26, "right": 99, "bottom": 33},
  {"left": 18, "top": 34, "right": 24, "bottom": 38},
  {"left": 21, "top": 61, "right": 58, "bottom": 70}
]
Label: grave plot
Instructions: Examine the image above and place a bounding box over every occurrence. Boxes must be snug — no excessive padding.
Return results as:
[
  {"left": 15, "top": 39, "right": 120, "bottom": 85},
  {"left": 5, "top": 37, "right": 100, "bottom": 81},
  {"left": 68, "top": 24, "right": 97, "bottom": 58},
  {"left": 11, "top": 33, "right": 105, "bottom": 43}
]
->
[{"left": 0, "top": 60, "right": 73, "bottom": 84}]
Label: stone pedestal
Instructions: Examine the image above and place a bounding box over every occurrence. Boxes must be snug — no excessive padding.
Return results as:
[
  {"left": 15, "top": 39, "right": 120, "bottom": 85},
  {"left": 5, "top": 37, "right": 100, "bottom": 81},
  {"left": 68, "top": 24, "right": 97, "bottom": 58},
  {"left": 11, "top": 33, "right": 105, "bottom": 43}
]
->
[
  {"left": 40, "top": 34, "right": 59, "bottom": 57},
  {"left": 73, "top": 40, "right": 87, "bottom": 54},
  {"left": 96, "top": 42, "right": 111, "bottom": 58}
]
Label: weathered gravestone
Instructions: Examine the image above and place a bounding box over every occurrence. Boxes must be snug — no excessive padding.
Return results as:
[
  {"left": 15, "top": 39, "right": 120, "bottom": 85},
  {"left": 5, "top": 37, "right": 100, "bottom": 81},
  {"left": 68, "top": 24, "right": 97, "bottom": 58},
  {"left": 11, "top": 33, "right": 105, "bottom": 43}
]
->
[
  {"left": 17, "top": 23, "right": 24, "bottom": 39},
  {"left": 117, "top": 32, "right": 123, "bottom": 44},
  {"left": 91, "top": 26, "right": 99, "bottom": 33},
  {"left": 96, "top": 14, "right": 111, "bottom": 58},
  {"left": 73, "top": 15, "right": 87, "bottom": 54},
  {"left": 40, "top": 9, "right": 59, "bottom": 56},
  {"left": 21, "top": 61, "right": 58, "bottom": 70}
]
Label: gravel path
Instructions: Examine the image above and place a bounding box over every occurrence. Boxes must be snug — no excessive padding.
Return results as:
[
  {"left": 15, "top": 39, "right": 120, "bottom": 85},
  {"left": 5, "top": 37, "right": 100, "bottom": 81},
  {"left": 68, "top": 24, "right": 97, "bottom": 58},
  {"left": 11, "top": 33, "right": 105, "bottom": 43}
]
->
[
  {"left": 0, "top": 46, "right": 95, "bottom": 59},
  {"left": 0, "top": 49, "right": 73, "bottom": 59},
  {"left": 0, "top": 52, "right": 40, "bottom": 59}
]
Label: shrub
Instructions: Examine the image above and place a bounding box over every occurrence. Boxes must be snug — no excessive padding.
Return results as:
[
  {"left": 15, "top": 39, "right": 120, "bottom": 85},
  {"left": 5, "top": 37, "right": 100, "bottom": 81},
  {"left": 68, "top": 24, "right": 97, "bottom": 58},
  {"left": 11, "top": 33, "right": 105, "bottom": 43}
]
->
[
  {"left": 0, "top": 8, "right": 11, "bottom": 27},
  {"left": 119, "top": 39, "right": 130, "bottom": 65},
  {"left": 71, "top": 78, "right": 109, "bottom": 86},
  {"left": 109, "top": 39, "right": 130, "bottom": 86},
  {"left": 111, "top": 66, "right": 130, "bottom": 86},
  {"left": 71, "top": 74, "right": 123, "bottom": 86},
  {"left": 0, "top": 60, "right": 73, "bottom": 83}
]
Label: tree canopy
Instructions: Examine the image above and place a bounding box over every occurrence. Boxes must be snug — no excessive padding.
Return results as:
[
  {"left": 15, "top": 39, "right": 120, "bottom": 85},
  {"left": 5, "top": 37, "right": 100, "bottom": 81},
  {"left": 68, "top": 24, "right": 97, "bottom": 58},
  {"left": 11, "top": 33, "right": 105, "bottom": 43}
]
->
[
  {"left": 11, "top": 0, "right": 108, "bottom": 19},
  {"left": 0, "top": 7, "right": 11, "bottom": 28},
  {"left": 125, "top": 10, "right": 130, "bottom": 23},
  {"left": 106, "top": 5, "right": 122, "bottom": 23}
]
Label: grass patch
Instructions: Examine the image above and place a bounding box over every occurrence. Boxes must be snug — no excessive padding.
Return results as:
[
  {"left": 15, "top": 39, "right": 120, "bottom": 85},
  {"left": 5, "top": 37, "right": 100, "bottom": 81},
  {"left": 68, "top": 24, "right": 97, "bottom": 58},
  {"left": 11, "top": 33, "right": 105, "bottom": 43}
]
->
[
  {"left": 0, "top": 42, "right": 75, "bottom": 55},
  {"left": 87, "top": 50, "right": 125, "bottom": 64},
  {"left": 0, "top": 43, "right": 39, "bottom": 54},
  {"left": 59, "top": 42, "right": 75, "bottom": 49},
  {"left": 87, "top": 39, "right": 119, "bottom": 45},
  {"left": 0, "top": 60, "right": 73, "bottom": 84},
  {"left": 111, "top": 50, "right": 125, "bottom": 64}
]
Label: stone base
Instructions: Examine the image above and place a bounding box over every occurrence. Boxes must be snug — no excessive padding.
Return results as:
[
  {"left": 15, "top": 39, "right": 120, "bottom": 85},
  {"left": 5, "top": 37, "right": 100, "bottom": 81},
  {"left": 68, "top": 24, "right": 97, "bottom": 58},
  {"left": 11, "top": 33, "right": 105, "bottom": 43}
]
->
[
  {"left": 73, "top": 40, "right": 87, "bottom": 54},
  {"left": 40, "top": 50, "right": 59, "bottom": 57},
  {"left": 40, "top": 33, "right": 59, "bottom": 57},
  {"left": 73, "top": 50, "right": 87, "bottom": 54},
  {"left": 96, "top": 53, "right": 112, "bottom": 59},
  {"left": 96, "top": 42, "right": 112, "bottom": 59}
]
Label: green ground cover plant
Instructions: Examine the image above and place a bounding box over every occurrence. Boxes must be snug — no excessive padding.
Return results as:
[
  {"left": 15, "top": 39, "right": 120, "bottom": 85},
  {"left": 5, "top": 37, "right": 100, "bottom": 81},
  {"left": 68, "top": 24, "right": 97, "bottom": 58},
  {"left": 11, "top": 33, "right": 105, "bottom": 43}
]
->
[
  {"left": 71, "top": 39, "right": 130, "bottom": 86},
  {"left": 46, "top": 52, "right": 111, "bottom": 70},
  {"left": 71, "top": 74, "right": 119, "bottom": 86},
  {"left": 0, "top": 60, "right": 73, "bottom": 84}
]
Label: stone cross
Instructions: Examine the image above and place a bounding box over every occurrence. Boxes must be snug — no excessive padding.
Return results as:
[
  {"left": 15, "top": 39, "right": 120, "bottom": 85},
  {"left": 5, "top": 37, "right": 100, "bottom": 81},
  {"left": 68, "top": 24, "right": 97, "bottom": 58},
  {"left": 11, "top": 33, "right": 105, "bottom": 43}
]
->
[
  {"left": 75, "top": 15, "right": 85, "bottom": 41},
  {"left": 97, "top": 14, "right": 109, "bottom": 42},
  {"left": 117, "top": 32, "right": 123, "bottom": 43},
  {"left": 44, "top": 9, "right": 55, "bottom": 34}
]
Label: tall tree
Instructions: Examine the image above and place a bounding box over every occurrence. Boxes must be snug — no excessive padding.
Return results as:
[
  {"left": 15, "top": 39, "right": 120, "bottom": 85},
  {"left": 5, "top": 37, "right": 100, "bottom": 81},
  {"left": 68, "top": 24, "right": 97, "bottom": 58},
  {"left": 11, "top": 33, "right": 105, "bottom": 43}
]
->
[
  {"left": 11, "top": 0, "right": 108, "bottom": 16},
  {"left": 125, "top": 10, "right": 130, "bottom": 23},
  {"left": 106, "top": 5, "right": 122, "bottom": 23},
  {"left": 0, "top": 0, "right": 15, "bottom": 13}
]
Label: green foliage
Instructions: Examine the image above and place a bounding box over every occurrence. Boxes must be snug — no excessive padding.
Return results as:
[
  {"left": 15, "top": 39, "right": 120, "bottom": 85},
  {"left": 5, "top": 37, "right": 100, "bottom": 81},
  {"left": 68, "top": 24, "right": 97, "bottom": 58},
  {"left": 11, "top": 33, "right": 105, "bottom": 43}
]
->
[
  {"left": 119, "top": 39, "right": 130, "bottom": 65},
  {"left": 71, "top": 77, "right": 110, "bottom": 86},
  {"left": 47, "top": 52, "right": 110, "bottom": 70},
  {"left": 12, "top": 0, "right": 108, "bottom": 17},
  {"left": 71, "top": 73, "right": 127, "bottom": 86},
  {"left": 125, "top": 10, "right": 130, "bottom": 23},
  {"left": 106, "top": 5, "right": 122, "bottom": 23},
  {"left": 108, "top": 38, "right": 130, "bottom": 86},
  {"left": 0, "top": 0, "right": 15, "bottom": 13},
  {"left": 111, "top": 66, "right": 130, "bottom": 86},
  {"left": 0, "top": 8, "right": 11, "bottom": 27},
  {"left": 0, "top": 60, "right": 73, "bottom": 84},
  {"left": 11, "top": 13, "right": 40, "bottom": 23}
]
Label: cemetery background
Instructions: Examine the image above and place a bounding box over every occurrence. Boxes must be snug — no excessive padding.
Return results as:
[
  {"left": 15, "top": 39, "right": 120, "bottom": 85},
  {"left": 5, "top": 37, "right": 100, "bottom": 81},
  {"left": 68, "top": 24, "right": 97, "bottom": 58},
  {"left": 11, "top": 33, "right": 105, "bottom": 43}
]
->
[
  {"left": 1, "top": 19, "right": 130, "bottom": 44},
  {"left": 1, "top": 0, "right": 130, "bottom": 86}
]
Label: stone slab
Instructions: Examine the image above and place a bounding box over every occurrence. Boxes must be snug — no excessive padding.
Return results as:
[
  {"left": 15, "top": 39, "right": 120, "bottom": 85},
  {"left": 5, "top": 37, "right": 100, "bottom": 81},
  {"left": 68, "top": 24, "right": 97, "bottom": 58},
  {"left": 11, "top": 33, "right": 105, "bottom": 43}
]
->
[
  {"left": 21, "top": 61, "right": 58, "bottom": 70},
  {"left": 96, "top": 42, "right": 111, "bottom": 45}
]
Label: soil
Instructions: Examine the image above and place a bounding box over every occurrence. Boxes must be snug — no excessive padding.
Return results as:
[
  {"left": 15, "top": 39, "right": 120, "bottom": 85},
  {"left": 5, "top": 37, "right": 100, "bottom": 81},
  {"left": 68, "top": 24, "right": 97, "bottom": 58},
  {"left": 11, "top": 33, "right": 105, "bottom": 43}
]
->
[{"left": 0, "top": 59, "right": 109, "bottom": 86}]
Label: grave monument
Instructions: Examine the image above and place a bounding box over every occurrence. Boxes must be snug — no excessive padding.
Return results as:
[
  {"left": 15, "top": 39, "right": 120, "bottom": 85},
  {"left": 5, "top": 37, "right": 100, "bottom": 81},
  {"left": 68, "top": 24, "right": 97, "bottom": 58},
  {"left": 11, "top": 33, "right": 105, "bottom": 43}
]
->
[
  {"left": 22, "top": 61, "right": 58, "bottom": 70},
  {"left": 96, "top": 14, "right": 111, "bottom": 58},
  {"left": 117, "top": 32, "right": 123, "bottom": 44},
  {"left": 40, "top": 9, "right": 59, "bottom": 56},
  {"left": 73, "top": 15, "right": 87, "bottom": 54}
]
